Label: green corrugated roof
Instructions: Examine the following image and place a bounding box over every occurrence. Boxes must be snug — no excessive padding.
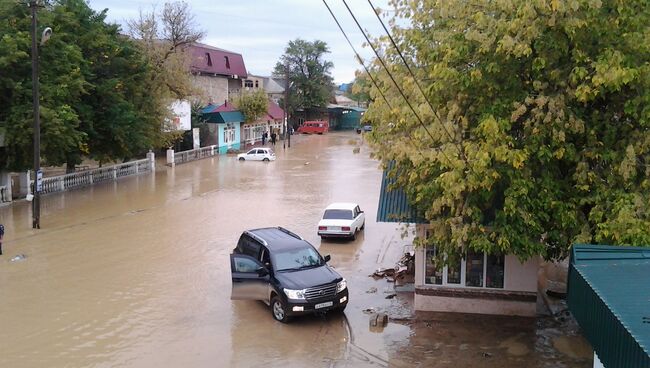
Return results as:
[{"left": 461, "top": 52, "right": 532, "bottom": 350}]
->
[
  {"left": 376, "top": 164, "right": 424, "bottom": 223},
  {"left": 203, "top": 111, "right": 244, "bottom": 124},
  {"left": 567, "top": 244, "right": 650, "bottom": 368}
]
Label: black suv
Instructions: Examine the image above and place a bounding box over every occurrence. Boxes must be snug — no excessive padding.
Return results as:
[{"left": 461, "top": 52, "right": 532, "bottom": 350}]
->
[{"left": 230, "top": 227, "right": 349, "bottom": 323}]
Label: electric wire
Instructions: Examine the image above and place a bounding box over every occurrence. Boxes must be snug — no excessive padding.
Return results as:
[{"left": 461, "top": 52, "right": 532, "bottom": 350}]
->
[
  {"left": 366, "top": 0, "right": 467, "bottom": 164},
  {"left": 322, "top": 0, "right": 393, "bottom": 110},
  {"left": 339, "top": 0, "right": 458, "bottom": 168}
]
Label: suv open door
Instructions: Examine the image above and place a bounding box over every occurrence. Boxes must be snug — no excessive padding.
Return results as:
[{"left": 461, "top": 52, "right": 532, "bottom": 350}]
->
[{"left": 230, "top": 254, "right": 269, "bottom": 300}]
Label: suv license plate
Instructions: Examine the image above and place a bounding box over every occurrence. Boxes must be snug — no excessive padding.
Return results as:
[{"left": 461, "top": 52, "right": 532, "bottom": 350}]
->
[{"left": 315, "top": 301, "right": 333, "bottom": 309}]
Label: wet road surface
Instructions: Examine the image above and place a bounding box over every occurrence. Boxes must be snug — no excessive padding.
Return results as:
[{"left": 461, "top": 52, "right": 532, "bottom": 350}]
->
[{"left": 0, "top": 132, "right": 591, "bottom": 367}]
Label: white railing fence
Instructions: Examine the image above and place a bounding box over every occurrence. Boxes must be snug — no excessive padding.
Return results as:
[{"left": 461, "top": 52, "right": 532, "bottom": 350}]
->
[
  {"left": 33, "top": 154, "right": 155, "bottom": 195},
  {"left": 167, "top": 145, "right": 217, "bottom": 166}
]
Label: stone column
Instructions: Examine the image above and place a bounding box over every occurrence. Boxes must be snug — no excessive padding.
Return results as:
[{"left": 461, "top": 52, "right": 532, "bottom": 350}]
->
[
  {"left": 19, "top": 171, "right": 31, "bottom": 197},
  {"left": 147, "top": 150, "right": 156, "bottom": 171},
  {"left": 166, "top": 149, "right": 175, "bottom": 167},
  {"left": 0, "top": 171, "right": 12, "bottom": 202}
]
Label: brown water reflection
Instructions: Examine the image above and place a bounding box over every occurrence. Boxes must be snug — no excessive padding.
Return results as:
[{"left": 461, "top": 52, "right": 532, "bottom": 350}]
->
[{"left": 0, "top": 132, "right": 591, "bottom": 367}]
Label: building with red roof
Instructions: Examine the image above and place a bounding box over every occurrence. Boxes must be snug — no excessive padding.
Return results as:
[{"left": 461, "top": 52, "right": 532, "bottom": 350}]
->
[{"left": 189, "top": 43, "right": 248, "bottom": 105}]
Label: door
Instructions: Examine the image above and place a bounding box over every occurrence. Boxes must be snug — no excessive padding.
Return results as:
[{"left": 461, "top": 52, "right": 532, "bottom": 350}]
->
[
  {"left": 246, "top": 149, "right": 257, "bottom": 160},
  {"left": 355, "top": 206, "right": 365, "bottom": 229},
  {"left": 230, "top": 254, "right": 269, "bottom": 300}
]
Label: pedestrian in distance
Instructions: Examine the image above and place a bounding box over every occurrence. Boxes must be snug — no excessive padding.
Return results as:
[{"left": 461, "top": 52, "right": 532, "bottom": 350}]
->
[
  {"left": 262, "top": 132, "right": 267, "bottom": 145},
  {"left": 0, "top": 224, "right": 4, "bottom": 255},
  {"left": 271, "top": 132, "right": 277, "bottom": 146}
]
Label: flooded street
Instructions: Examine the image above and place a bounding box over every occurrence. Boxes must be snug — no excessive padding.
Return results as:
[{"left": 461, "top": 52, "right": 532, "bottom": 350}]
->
[{"left": 0, "top": 132, "right": 591, "bottom": 367}]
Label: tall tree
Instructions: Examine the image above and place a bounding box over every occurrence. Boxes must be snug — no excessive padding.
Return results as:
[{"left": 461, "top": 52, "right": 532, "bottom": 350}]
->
[
  {"left": 235, "top": 89, "right": 269, "bottom": 123},
  {"left": 366, "top": 0, "right": 650, "bottom": 261},
  {"left": 0, "top": 0, "right": 87, "bottom": 171},
  {"left": 346, "top": 71, "right": 372, "bottom": 105},
  {"left": 127, "top": 1, "right": 205, "bottom": 151},
  {"left": 273, "top": 39, "right": 334, "bottom": 116}
]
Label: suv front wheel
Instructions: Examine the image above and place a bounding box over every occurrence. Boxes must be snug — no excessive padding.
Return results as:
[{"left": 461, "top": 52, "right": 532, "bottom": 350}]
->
[{"left": 271, "top": 296, "right": 291, "bottom": 323}]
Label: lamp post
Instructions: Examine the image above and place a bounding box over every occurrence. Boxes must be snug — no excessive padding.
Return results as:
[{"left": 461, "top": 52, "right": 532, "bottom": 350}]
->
[{"left": 29, "top": 0, "right": 51, "bottom": 229}]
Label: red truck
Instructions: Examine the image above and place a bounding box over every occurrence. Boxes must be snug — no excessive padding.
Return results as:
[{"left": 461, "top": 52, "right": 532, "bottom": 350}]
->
[{"left": 297, "top": 120, "right": 329, "bottom": 134}]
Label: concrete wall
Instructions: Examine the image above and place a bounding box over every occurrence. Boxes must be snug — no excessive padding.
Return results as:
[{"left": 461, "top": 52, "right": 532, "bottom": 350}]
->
[
  {"left": 504, "top": 255, "right": 539, "bottom": 292},
  {"left": 414, "top": 290, "right": 537, "bottom": 317},
  {"left": 191, "top": 74, "right": 229, "bottom": 105}
]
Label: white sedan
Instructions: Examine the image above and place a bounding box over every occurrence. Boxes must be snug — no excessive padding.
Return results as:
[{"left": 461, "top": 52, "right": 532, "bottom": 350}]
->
[
  {"left": 318, "top": 203, "right": 365, "bottom": 240},
  {"left": 237, "top": 148, "right": 276, "bottom": 162}
]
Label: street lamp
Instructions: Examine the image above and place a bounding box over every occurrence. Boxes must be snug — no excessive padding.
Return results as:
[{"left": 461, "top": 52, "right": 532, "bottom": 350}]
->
[{"left": 29, "top": 0, "right": 51, "bottom": 229}]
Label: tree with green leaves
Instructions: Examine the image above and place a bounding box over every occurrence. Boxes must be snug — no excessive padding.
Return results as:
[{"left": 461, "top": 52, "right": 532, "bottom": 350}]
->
[
  {"left": 0, "top": 0, "right": 87, "bottom": 171},
  {"left": 235, "top": 89, "right": 268, "bottom": 123},
  {"left": 273, "top": 39, "right": 334, "bottom": 116},
  {"left": 365, "top": 0, "right": 650, "bottom": 261},
  {"left": 346, "top": 71, "right": 371, "bottom": 106}
]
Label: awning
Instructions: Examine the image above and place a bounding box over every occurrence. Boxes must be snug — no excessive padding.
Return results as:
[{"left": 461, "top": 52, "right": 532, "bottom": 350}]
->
[
  {"left": 376, "top": 163, "right": 424, "bottom": 224},
  {"left": 203, "top": 111, "right": 245, "bottom": 124},
  {"left": 567, "top": 244, "right": 650, "bottom": 368}
]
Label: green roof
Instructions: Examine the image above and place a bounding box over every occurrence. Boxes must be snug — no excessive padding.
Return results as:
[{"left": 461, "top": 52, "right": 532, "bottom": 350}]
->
[
  {"left": 204, "top": 111, "right": 244, "bottom": 124},
  {"left": 567, "top": 244, "right": 650, "bottom": 368},
  {"left": 376, "top": 163, "right": 424, "bottom": 223}
]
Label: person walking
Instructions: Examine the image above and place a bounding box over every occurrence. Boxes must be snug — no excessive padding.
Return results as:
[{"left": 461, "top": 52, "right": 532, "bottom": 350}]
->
[
  {"left": 261, "top": 131, "right": 267, "bottom": 145},
  {"left": 271, "top": 132, "right": 277, "bottom": 146},
  {"left": 0, "top": 224, "right": 4, "bottom": 256}
]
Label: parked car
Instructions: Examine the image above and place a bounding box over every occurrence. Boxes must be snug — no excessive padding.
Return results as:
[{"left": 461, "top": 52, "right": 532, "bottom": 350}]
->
[
  {"left": 237, "top": 148, "right": 276, "bottom": 162},
  {"left": 230, "top": 227, "right": 348, "bottom": 323},
  {"left": 297, "top": 120, "right": 329, "bottom": 134},
  {"left": 318, "top": 203, "right": 365, "bottom": 240},
  {"left": 356, "top": 124, "right": 372, "bottom": 134}
]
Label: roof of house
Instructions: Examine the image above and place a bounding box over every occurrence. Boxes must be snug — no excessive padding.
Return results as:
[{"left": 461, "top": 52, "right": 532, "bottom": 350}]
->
[
  {"left": 265, "top": 78, "right": 285, "bottom": 94},
  {"left": 201, "top": 101, "right": 237, "bottom": 114},
  {"left": 376, "top": 162, "right": 424, "bottom": 223},
  {"left": 567, "top": 244, "right": 650, "bottom": 368},
  {"left": 189, "top": 43, "right": 247, "bottom": 78},
  {"left": 203, "top": 110, "right": 245, "bottom": 124},
  {"left": 266, "top": 100, "right": 284, "bottom": 120},
  {"left": 327, "top": 104, "right": 366, "bottom": 112}
]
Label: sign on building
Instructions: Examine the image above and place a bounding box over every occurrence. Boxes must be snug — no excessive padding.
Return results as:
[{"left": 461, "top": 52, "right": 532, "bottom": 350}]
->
[{"left": 166, "top": 100, "right": 191, "bottom": 131}]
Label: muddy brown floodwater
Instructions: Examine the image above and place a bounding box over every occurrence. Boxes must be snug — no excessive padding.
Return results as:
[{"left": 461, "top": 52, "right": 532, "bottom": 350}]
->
[{"left": 0, "top": 132, "right": 592, "bottom": 367}]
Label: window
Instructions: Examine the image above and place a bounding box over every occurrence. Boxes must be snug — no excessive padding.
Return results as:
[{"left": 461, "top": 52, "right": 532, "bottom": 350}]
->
[
  {"left": 234, "top": 257, "right": 260, "bottom": 273},
  {"left": 224, "top": 56, "right": 230, "bottom": 69},
  {"left": 323, "top": 209, "right": 353, "bottom": 220},
  {"left": 224, "top": 124, "right": 235, "bottom": 144},
  {"left": 237, "top": 235, "right": 261, "bottom": 258},
  {"left": 486, "top": 254, "right": 505, "bottom": 288},
  {"left": 465, "top": 251, "right": 484, "bottom": 287},
  {"left": 205, "top": 53, "right": 212, "bottom": 66},
  {"left": 245, "top": 80, "right": 253, "bottom": 88},
  {"left": 425, "top": 246, "right": 443, "bottom": 285},
  {"left": 447, "top": 260, "right": 461, "bottom": 284},
  {"left": 423, "top": 229, "right": 505, "bottom": 289},
  {"left": 255, "top": 80, "right": 259, "bottom": 88},
  {"left": 272, "top": 246, "right": 322, "bottom": 271}
]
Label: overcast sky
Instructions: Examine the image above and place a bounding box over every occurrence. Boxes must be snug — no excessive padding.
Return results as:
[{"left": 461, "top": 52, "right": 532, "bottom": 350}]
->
[{"left": 87, "top": 0, "right": 394, "bottom": 84}]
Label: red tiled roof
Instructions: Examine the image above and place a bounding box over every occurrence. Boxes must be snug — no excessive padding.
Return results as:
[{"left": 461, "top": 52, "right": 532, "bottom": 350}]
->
[
  {"left": 267, "top": 100, "right": 284, "bottom": 120},
  {"left": 189, "top": 43, "right": 247, "bottom": 78}
]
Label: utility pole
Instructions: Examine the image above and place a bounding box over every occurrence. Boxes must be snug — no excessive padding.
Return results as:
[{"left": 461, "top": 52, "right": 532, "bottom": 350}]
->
[
  {"left": 30, "top": 0, "right": 41, "bottom": 229},
  {"left": 285, "top": 63, "right": 290, "bottom": 148}
]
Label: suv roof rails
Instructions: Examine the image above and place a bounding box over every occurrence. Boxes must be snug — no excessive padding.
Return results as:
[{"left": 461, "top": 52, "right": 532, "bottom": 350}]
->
[
  {"left": 244, "top": 230, "right": 268, "bottom": 246},
  {"left": 277, "top": 226, "right": 303, "bottom": 240}
]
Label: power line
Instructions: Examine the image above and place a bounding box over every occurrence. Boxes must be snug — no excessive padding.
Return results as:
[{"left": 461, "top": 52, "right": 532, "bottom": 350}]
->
[
  {"left": 366, "top": 0, "right": 468, "bottom": 164},
  {"left": 340, "top": 0, "right": 458, "bottom": 168},
  {"left": 322, "top": 0, "right": 392, "bottom": 110}
]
